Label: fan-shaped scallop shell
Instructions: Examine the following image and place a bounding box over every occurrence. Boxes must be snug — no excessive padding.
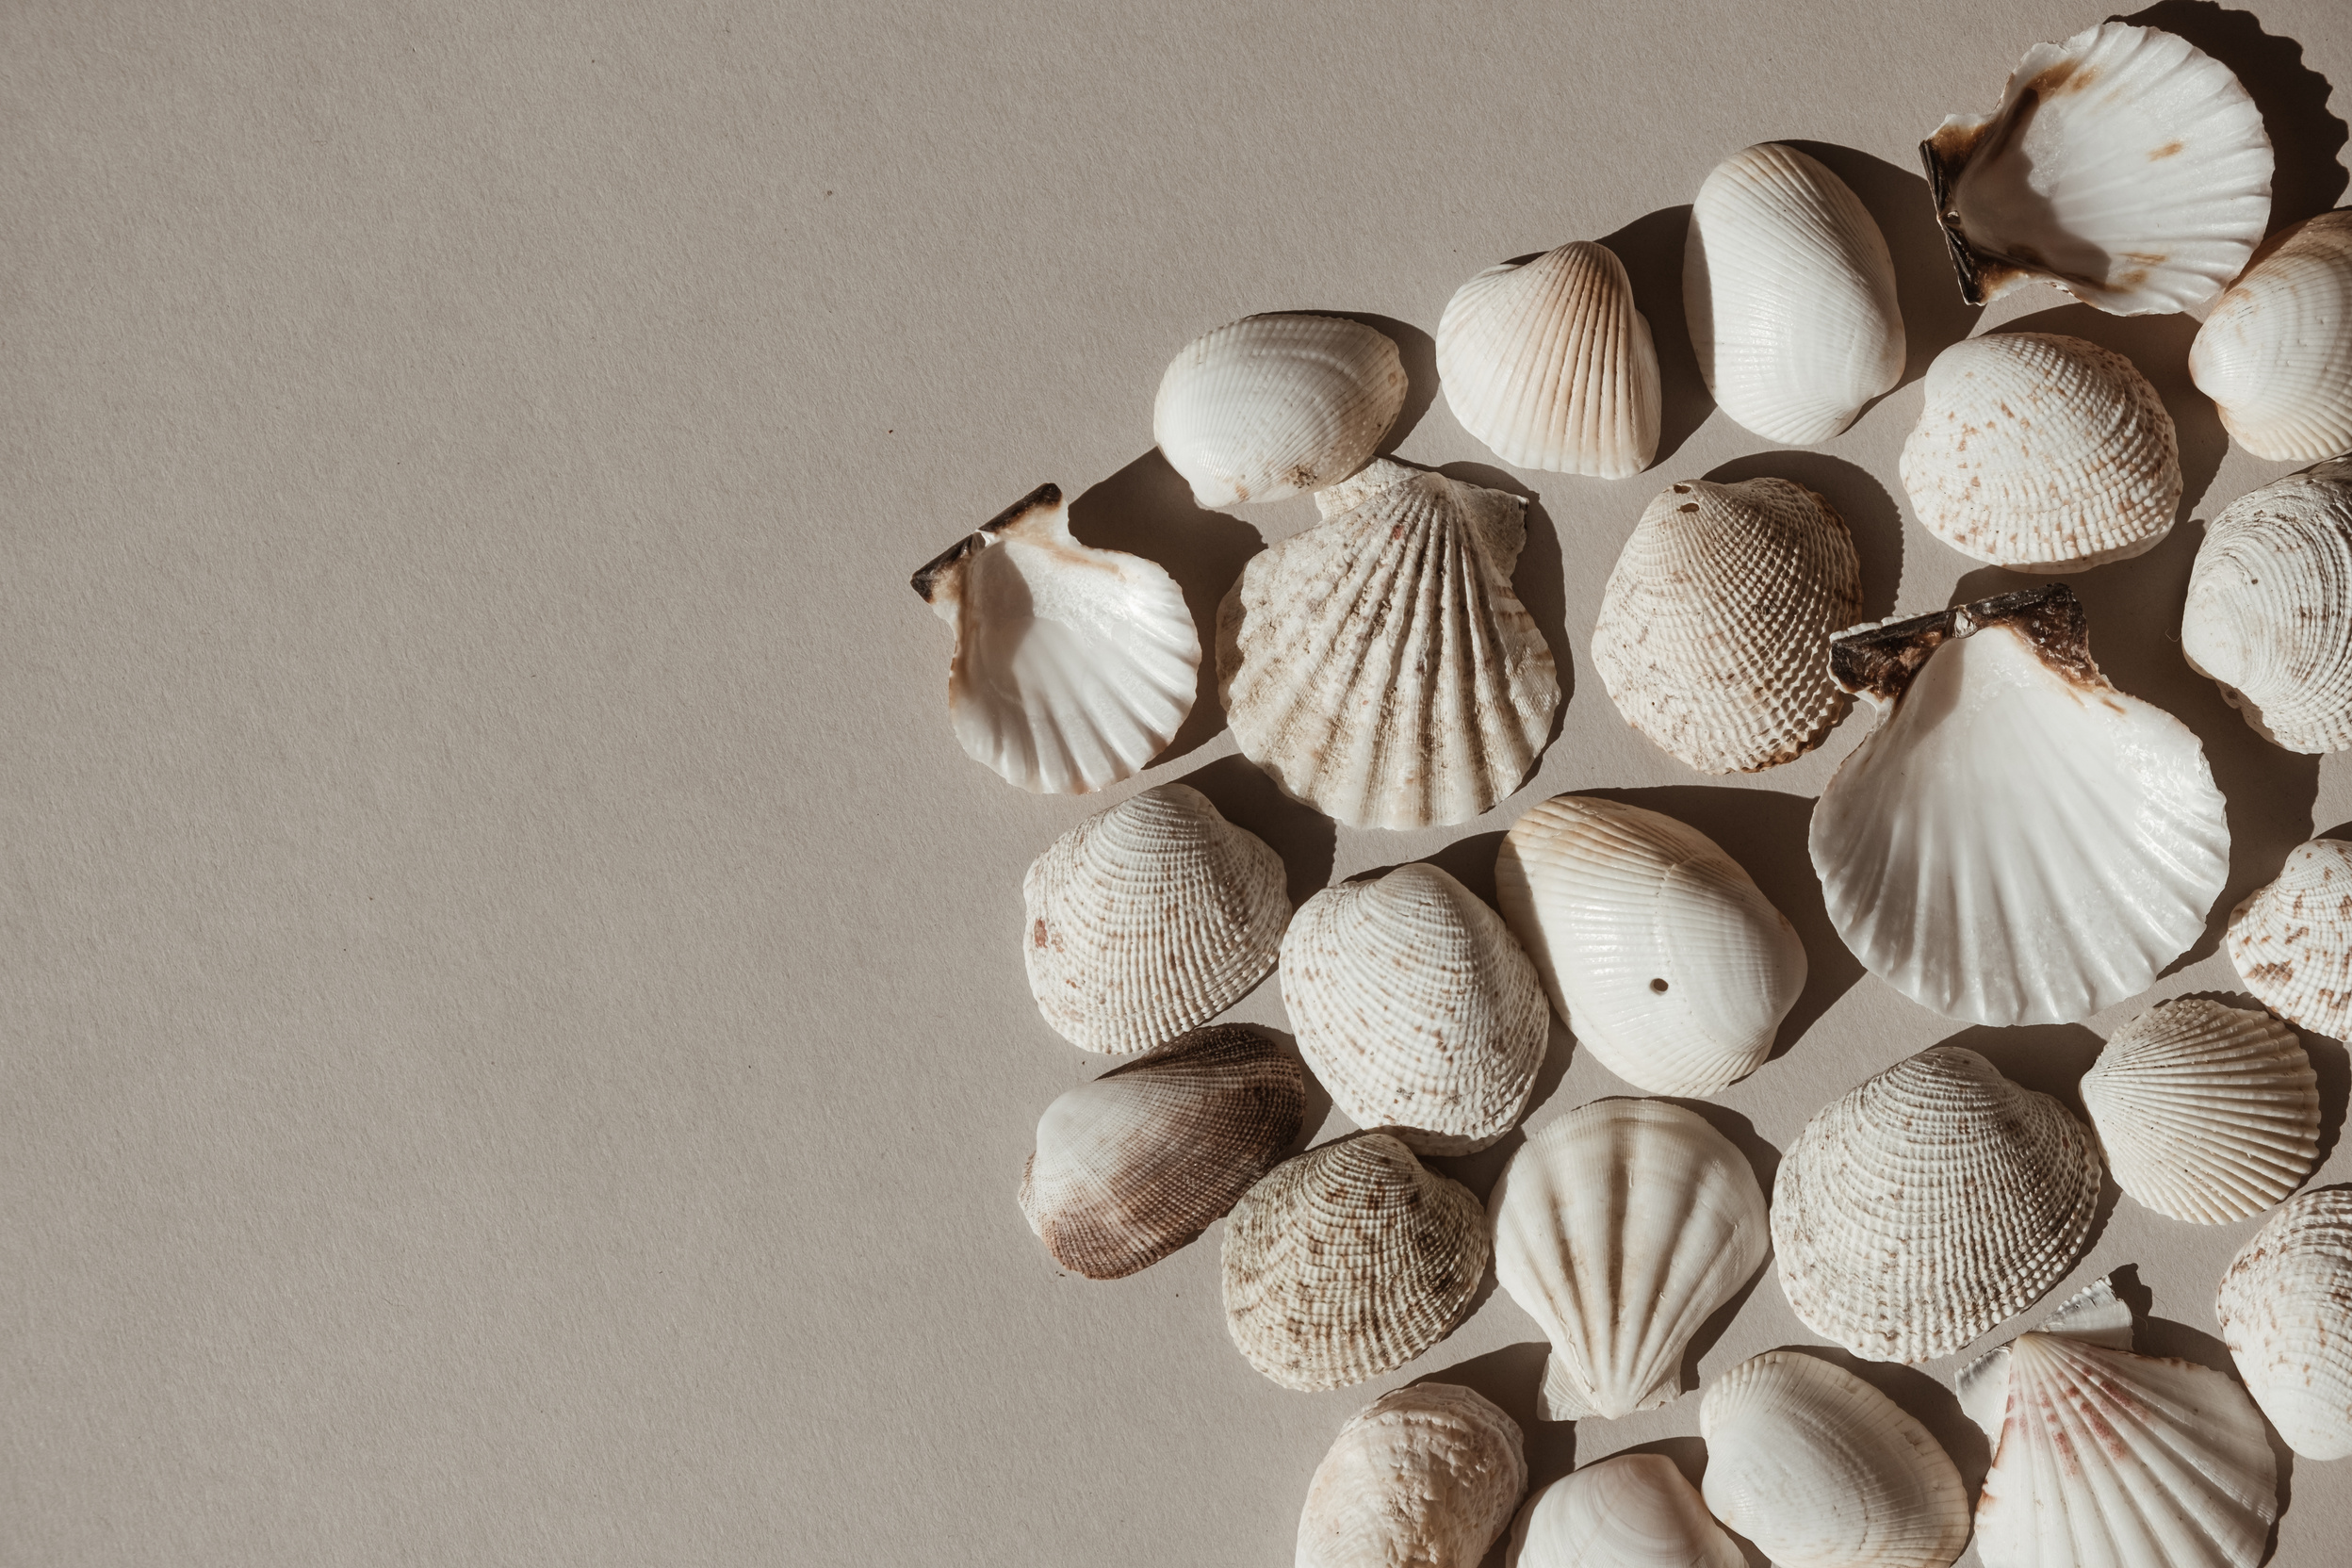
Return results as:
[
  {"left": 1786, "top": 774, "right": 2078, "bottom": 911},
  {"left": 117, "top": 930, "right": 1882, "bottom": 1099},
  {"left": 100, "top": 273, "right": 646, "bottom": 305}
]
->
[
  {"left": 2193, "top": 213, "right": 2352, "bottom": 461},
  {"left": 2181, "top": 460, "right": 2352, "bottom": 753},
  {"left": 1152, "top": 314, "right": 1407, "bottom": 509},
  {"left": 1295, "top": 1383, "right": 1527, "bottom": 1568},
  {"left": 2229, "top": 836, "right": 2352, "bottom": 1037},
  {"left": 2216, "top": 1186, "right": 2352, "bottom": 1460},
  {"left": 1508, "top": 1455, "right": 1743, "bottom": 1568}
]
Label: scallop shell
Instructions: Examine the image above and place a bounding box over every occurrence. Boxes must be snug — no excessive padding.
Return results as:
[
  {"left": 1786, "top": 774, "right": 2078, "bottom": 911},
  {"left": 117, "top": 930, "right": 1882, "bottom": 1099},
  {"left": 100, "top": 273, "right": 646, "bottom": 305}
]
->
[
  {"left": 1295, "top": 1383, "right": 1527, "bottom": 1568},
  {"left": 1899, "top": 332, "right": 2181, "bottom": 571},
  {"left": 1153, "top": 314, "right": 1407, "bottom": 509},
  {"left": 1684, "top": 141, "right": 1905, "bottom": 443},
  {"left": 2228, "top": 836, "right": 2352, "bottom": 1036},
  {"left": 1812, "top": 585, "right": 2229, "bottom": 1025},
  {"left": 1021, "top": 782, "right": 1290, "bottom": 1053},
  {"left": 1508, "top": 1455, "right": 1743, "bottom": 1568},
  {"left": 1488, "top": 1098, "right": 1770, "bottom": 1420},
  {"left": 2080, "top": 997, "right": 2317, "bottom": 1225},
  {"left": 1221, "top": 1133, "right": 1487, "bottom": 1391},
  {"left": 2181, "top": 460, "right": 2352, "bottom": 753},
  {"left": 1773, "top": 1045, "right": 2103, "bottom": 1364},
  {"left": 1495, "top": 794, "right": 1805, "bottom": 1097},
  {"left": 1436, "top": 241, "right": 1660, "bottom": 478},
  {"left": 1280, "top": 863, "right": 1549, "bottom": 1155},
  {"left": 1591, "top": 476, "right": 1862, "bottom": 774},
  {"left": 2193, "top": 213, "right": 2352, "bottom": 460},
  {"left": 2216, "top": 1186, "right": 2352, "bottom": 1460},
  {"left": 1217, "top": 459, "right": 1560, "bottom": 830},
  {"left": 1921, "top": 20, "right": 2273, "bottom": 316}
]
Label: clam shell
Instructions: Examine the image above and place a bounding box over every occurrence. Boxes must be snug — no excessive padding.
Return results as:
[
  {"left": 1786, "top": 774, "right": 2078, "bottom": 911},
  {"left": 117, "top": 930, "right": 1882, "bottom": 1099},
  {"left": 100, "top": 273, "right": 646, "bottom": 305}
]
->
[
  {"left": 1153, "top": 314, "right": 1407, "bottom": 509},
  {"left": 1280, "top": 863, "right": 1549, "bottom": 1155},
  {"left": 2216, "top": 1186, "right": 2352, "bottom": 1460},
  {"left": 2228, "top": 836, "right": 2352, "bottom": 1036},
  {"left": 1495, "top": 794, "right": 1805, "bottom": 1098},
  {"left": 1591, "top": 476, "right": 1862, "bottom": 774},
  {"left": 1296, "top": 1383, "right": 1527, "bottom": 1568},
  {"left": 1022, "top": 782, "right": 1290, "bottom": 1053},
  {"left": 1507, "top": 1454, "right": 1743, "bottom": 1568},
  {"left": 1488, "top": 1098, "right": 1770, "bottom": 1420},
  {"left": 2181, "top": 459, "right": 2352, "bottom": 753},
  {"left": 2193, "top": 213, "right": 2352, "bottom": 460},
  {"left": 1217, "top": 459, "right": 1560, "bottom": 830}
]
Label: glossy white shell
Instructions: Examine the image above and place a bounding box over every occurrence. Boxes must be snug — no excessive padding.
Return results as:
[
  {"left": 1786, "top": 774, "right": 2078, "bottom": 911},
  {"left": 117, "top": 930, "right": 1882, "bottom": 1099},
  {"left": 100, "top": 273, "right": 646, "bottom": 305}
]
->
[
  {"left": 2181, "top": 460, "right": 2352, "bottom": 753},
  {"left": 2193, "top": 213, "right": 2352, "bottom": 459},
  {"left": 2217, "top": 1187, "right": 2352, "bottom": 1461},
  {"left": 1508, "top": 1455, "right": 1743, "bottom": 1568},
  {"left": 1153, "top": 314, "right": 1407, "bottom": 508},
  {"left": 1296, "top": 1383, "right": 1527, "bottom": 1568},
  {"left": 2229, "top": 836, "right": 2352, "bottom": 1036}
]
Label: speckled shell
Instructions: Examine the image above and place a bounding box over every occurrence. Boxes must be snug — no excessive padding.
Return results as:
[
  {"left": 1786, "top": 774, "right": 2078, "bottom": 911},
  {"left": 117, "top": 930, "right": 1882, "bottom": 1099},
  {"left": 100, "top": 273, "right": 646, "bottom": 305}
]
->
[
  {"left": 1221, "top": 1133, "right": 1487, "bottom": 1391},
  {"left": 1592, "top": 476, "right": 1862, "bottom": 774},
  {"left": 1021, "top": 783, "right": 1290, "bottom": 1053},
  {"left": 1508, "top": 1455, "right": 1744, "bottom": 1568},
  {"left": 2229, "top": 837, "right": 2352, "bottom": 1037},
  {"left": 2217, "top": 1187, "right": 2352, "bottom": 1461},
  {"left": 1295, "top": 1383, "right": 1527, "bottom": 1568},
  {"left": 2193, "top": 215, "right": 2352, "bottom": 460},
  {"left": 1153, "top": 314, "right": 1408, "bottom": 509},
  {"left": 1280, "top": 864, "right": 1549, "bottom": 1155},
  {"left": 2181, "top": 461, "right": 2352, "bottom": 753}
]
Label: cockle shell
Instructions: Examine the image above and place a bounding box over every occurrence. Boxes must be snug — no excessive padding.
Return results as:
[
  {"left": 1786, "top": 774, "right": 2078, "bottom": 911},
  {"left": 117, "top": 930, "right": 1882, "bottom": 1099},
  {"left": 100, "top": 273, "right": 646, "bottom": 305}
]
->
[
  {"left": 2216, "top": 1186, "right": 2352, "bottom": 1460},
  {"left": 2193, "top": 213, "right": 2352, "bottom": 460},
  {"left": 1217, "top": 459, "right": 1560, "bottom": 829},
  {"left": 2229, "top": 836, "right": 2352, "bottom": 1036},
  {"left": 1295, "top": 1383, "right": 1527, "bottom": 1568},
  {"left": 1591, "top": 477, "right": 1862, "bottom": 774},
  {"left": 1488, "top": 1099, "right": 1770, "bottom": 1420},
  {"left": 1221, "top": 1133, "right": 1487, "bottom": 1391},
  {"left": 1022, "top": 783, "right": 1290, "bottom": 1053},
  {"left": 1684, "top": 141, "right": 1905, "bottom": 443},
  {"left": 1773, "top": 1045, "right": 2102, "bottom": 1363},
  {"left": 1508, "top": 1455, "right": 1743, "bottom": 1568},
  {"left": 1812, "top": 585, "right": 2229, "bottom": 1025},
  {"left": 2181, "top": 460, "right": 2352, "bottom": 753},
  {"left": 1495, "top": 794, "right": 1805, "bottom": 1097},
  {"left": 1900, "top": 332, "right": 2181, "bottom": 571},
  {"left": 1153, "top": 314, "right": 1407, "bottom": 509},
  {"left": 1280, "top": 863, "right": 1549, "bottom": 1155},
  {"left": 1436, "top": 241, "right": 1660, "bottom": 478}
]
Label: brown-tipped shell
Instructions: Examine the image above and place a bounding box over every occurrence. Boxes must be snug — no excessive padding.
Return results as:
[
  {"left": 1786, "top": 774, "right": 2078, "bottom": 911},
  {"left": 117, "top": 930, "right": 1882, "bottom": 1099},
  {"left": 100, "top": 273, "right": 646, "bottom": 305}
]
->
[
  {"left": 1295, "top": 1383, "right": 1526, "bottom": 1568},
  {"left": 2228, "top": 837, "right": 2352, "bottom": 1037}
]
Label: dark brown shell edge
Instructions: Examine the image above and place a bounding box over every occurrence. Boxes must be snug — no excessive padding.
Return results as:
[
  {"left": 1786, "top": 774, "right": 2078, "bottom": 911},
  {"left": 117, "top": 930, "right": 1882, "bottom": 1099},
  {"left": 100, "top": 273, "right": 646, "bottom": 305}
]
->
[
  {"left": 1919, "top": 55, "right": 2108, "bottom": 309},
  {"left": 1829, "top": 582, "right": 2103, "bottom": 703},
  {"left": 909, "top": 482, "right": 1063, "bottom": 602}
]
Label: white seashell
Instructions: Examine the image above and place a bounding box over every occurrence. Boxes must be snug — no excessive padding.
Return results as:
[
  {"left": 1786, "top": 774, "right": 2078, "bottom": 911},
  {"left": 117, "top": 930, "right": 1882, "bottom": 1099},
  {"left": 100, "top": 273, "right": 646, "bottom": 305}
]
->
[
  {"left": 1436, "top": 242, "right": 1660, "bottom": 478},
  {"left": 2228, "top": 836, "right": 2352, "bottom": 1036},
  {"left": 2216, "top": 1186, "right": 2352, "bottom": 1460},
  {"left": 1922, "top": 21, "right": 2273, "bottom": 316},
  {"left": 1592, "top": 477, "right": 1862, "bottom": 774},
  {"left": 1508, "top": 1454, "right": 1743, "bottom": 1568},
  {"left": 1022, "top": 783, "right": 1290, "bottom": 1053},
  {"left": 1153, "top": 314, "right": 1407, "bottom": 509},
  {"left": 1296, "top": 1382, "right": 1527, "bottom": 1568},
  {"left": 1280, "top": 863, "right": 1549, "bottom": 1154},
  {"left": 2181, "top": 459, "right": 2352, "bottom": 752},
  {"left": 1495, "top": 794, "right": 1805, "bottom": 1097},
  {"left": 1812, "top": 584, "right": 2229, "bottom": 1025},
  {"left": 1217, "top": 459, "right": 1560, "bottom": 830},
  {"left": 1488, "top": 1098, "right": 1770, "bottom": 1420},
  {"left": 1684, "top": 141, "right": 1905, "bottom": 443},
  {"left": 2193, "top": 213, "right": 2352, "bottom": 459},
  {"left": 2080, "top": 997, "right": 2317, "bottom": 1225}
]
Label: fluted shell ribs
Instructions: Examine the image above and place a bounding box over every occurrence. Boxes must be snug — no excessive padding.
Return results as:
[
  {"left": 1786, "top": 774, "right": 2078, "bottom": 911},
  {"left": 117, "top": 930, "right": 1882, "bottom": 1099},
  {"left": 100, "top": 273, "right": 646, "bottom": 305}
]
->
[
  {"left": 1020, "top": 1025, "right": 1304, "bottom": 1280},
  {"left": 1508, "top": 1455, "right": 1743, "bottom": 1568},
  {"left": 2193, "top": 213, "right": 2352, "bottom": 461},
  {"left": 1812, "top": 585, "right": 2229, "bottom": 1025},
  {"left": 1685, "top": 142, "right": 1905, "bottom": 443},
  {"left": 1436, "top": 241, "right": 1660, "bottom": 478},
  {"left": 1022, "top": 783, "right": 1290, "bottom": 1053},
  {"left": 1900, "top": 333, "right": 2180, "bottom": 571},
  {"left": 2181, "top": 461, "right": 2352, "bottom": 753},
  {"left": 1496, "top": 794, "right": 1805, "bottom": 1097},
  {"left": 1773, "top": 1046, "right": 2102, "bottom": 1364},
  {"left": 1921, "top": 21, "right": 2273, "bottom": 316},
  {"left": 1221, "top": 1133, "right": 1487, "bottom": 1391},
  {"left": 1280, "top": 864, "right": 1548, "bottom": 1154},
  {"left": 1295, "top": 1383, "right": 1527, "bottom": 1568},
  {"left": 2228, "top": 836, "right": 2352, "bottom": 1036},
  {"left": 1153, "top": 314, "right": 1407, "bottom": 509},
  {"left": 2217, "top": 1187, "right": 2352, "bottom": 1460},
  {"left": 1489, "top": 1099, "right": 1770, "bottom": 1421},
  {"left": 1592, "top": 477, "right": 1862, "bottom": 774},
  {"left": 1217, "top": 460, "right": 1560, "bottom": 829}
]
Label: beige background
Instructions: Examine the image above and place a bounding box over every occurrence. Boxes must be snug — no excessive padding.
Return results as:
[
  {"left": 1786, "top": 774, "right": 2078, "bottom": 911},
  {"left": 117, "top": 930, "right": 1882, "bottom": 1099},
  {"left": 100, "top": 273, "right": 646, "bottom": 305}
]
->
[{"left": 8, "top": 2, "right": 2352, "bottom": 1563}]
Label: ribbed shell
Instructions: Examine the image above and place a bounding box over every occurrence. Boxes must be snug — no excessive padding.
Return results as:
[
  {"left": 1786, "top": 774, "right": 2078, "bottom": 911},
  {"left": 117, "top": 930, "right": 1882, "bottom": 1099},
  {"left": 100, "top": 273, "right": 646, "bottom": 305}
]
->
[
  {"left": 1294, "top": 1383, "right": 1527, "bottom": 1568},
  {"left": 1591, "top": 477, "right": 1862, "bottom": 774},
  {"left": 1772, "top": 1046, "right": 2103, "bottom": 1364},
  {"left": 1279, "top": 864, "right": 1549, "bottom": 1154},
  {"left": 1217, "top": 460, "right": 1560, "bottom": 830},
  {"left": 1152, "top": 314, "right": 1407, "bottom": 509},
  {"left": 2181, "top": 460, "right": 2352, "bottom": 753},
  {"left": 1495, "top": 794, "right": 1805, "bottom": 1097},
  {"left": 2228, "top": 837, "right": 2352, "bottom": 1037},
  {"left": 1221, "top": 1133, "right": 1487, "bottom": 1391},
  {"left": 1508, "top": 1455, "right": 1744, "bottom": 1568},
  {"left": 2193, "top": 214, "right": 2352, "bottom": 461},
  {"left": 1435, "top": 241, "right": 1660, "bottom": 478},
  {"left": 2216, "top": 1187, "right": 2352, "bottom": 1461},
  {"left": 1899, "top": 333, "right": 2180, "bottom": 571},
  {"left": 1021, "top": 783, "right": 1290, "bottom": 1053}
]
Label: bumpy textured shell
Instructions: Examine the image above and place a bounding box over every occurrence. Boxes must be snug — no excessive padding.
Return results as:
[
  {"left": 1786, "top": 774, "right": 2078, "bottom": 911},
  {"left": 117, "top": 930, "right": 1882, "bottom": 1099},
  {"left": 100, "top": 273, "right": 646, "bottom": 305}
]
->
[
  {"left": 1280, "top": 864, "right": 1549, "bottom": 1154},
  {"left": 2193, "top": 214, "right": 2352, "bottom": 461},
  {"left": 1221, "top": 1133, "right": 1487, "bottom": 1391},
  {"left": 1295, "top": 1383, "right": 1527, "bottom": 1568},
  {"left": 1508, "top": 1455, "right": 1743, "bottom": 1568},
  {"left": 2217, "top": 1187, "right": 2352, "bottom": 1460},
  {"left": 2181, "top": 460, "right": 2352, "bottom": 753},
  {"left": 1021, "top": 783, "right": 1290, "bottom": 1053},
  {"left": 1592, "top": 477, "right": 1862, "bottom": 774},
  {"left": 1900, "top": 333, "right": 2180, "bottom": 571},
  {"left": 2230, "top": 837, "right": 2352, "bottom": 1037},
  {"left": 1020, "top": 1024, "right": 1304, "bottom": 1280},
  {"left": 1153, "top": 314, "right": 1407, "bottom": 509},
  {"left": 1217, "top": 460, "right": 1560, "bottom": 829}
]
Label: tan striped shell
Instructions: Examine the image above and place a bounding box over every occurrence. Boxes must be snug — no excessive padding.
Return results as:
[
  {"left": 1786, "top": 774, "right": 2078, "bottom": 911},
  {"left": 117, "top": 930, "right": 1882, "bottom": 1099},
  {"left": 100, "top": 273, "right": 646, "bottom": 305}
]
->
[
  {"left": 2228, "top": 837, "right": 2352, "bottom": 1037},
  {"left": 2181, "top": 460, "right": 2352, "bottom": 754},
  {"left": 1294, "top": 1383, "right": 1526, "bottom": 1568},
  {"left": 2217, "top": 1187, "right": 2352, "bottom": 1461},
  {"left": 2192, "top": 212, "right": 2352, "bottom": 461},
  {"left": 1153, "top": 314, "right": 1407, "bottom": 508}
]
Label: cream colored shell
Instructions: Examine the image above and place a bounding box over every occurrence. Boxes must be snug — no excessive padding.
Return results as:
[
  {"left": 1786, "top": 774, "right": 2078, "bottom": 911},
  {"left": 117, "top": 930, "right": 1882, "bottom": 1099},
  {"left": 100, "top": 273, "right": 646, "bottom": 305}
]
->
[
  {"left": 2181, "top": 460, "right": 2352, "bottom": 753},
  {"left": 1508, "top": 1455, "right": 1743, "bottom": 1568},
  {"left": 1153, "top": 314, "right": 1406, "bottom": 509},
  {"left": 2217, "top": 1187, "right": 2352, "bottom": 1461},
  {"left": 2193, "top": 214, "right": 2352, "bottom": 460},
  {"left": 2229, "top": 837, "right": 2352, "bottom": 1037},
  {"left": 1294, "top": 1383, "right": 1526, "bottom": 1568}
]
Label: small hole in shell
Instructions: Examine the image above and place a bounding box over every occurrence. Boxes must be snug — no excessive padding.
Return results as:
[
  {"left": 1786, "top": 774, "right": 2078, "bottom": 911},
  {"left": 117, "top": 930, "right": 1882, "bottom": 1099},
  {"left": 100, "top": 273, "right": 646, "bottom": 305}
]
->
[{"left": 1649, "top": 977, "right": 1670, "bottom": 993}]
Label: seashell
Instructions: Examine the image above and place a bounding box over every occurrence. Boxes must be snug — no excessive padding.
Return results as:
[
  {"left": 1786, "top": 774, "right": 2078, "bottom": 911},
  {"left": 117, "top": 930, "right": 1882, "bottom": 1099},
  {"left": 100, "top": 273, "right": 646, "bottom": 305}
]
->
[
  {"left": 1591, "top": 477, "right": 1862, "bottom": 774},
  {"left": 1773, "top": 1044, "right": 2102, "bottom": 1363},
  {"left": 1153, "top": 314, "right": 1407, "bottom": 509},
  {"left": 1019, "top": 1023, "right": 1304, "bottom": 1280},
  {"left": 1280, "top": 863, "right": 1549, "bottom": 1155},
  {"left": 2181, "top": 460, "right": 2352, "bottom": 753},
  {"left": 2193, "top": 213, "right": 2352, "bottom": 460},
  {"left": 1899, "top": 332, "right": 2180, "bottom": 571},
  {"left": 2228, "top": 836, "right": 2352, "bottom": 1036},
  {"left": 1684, "top": 141, "right": 1905, "bottom": 443},
  {"left": 1295, "top": 1382, "right": 1526, "bottom": 1568},
  {"left": 1488, "top": 1098, "right": 1769, "bottom": 1420},
  {"left": 1921, "top": 21, "right": 2273, "bottom": 316},
  {"left": 1436, "top": 242, "right": 1660, "bottom": 478},
  {"left": 1221, "top": 1132, "right": 1487, "bottom": 1391},
  {"left": 1699, "top": 1350, "right": 1970, "bottom": 1568},
  {"left": 1217, "top": 459, "right": 1560, "bottom": 829},
  {"left": 2216, "top": 1186, "right": 2352, "bottom": 1460},
  {"left": 2080, "top": 997, "right": 2317, "bottom": 1225},
  {"left": 1022, "top": 782, "right": 1290, "bottom": 1053},
  {"left": 1508, "top": 1454, "right": 1743, "bottom": 1568},
  {"left": 1495, "top": 794, "right": 1805, "bottom": 1097},
  {"left": 1812, "top": 584, "right": 2229, "bottom": 1025}
]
